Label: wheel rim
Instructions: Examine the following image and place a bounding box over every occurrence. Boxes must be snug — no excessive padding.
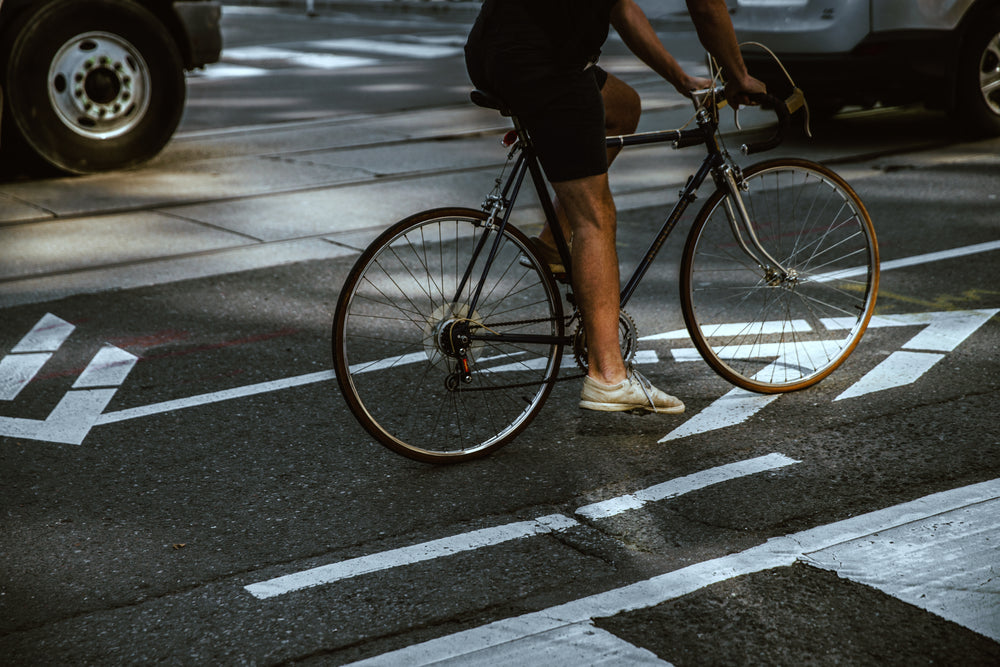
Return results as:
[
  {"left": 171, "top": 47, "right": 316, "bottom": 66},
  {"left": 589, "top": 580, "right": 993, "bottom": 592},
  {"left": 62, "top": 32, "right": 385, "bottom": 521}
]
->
[
  {"left": 685, "top": 163, "right": 877, "bottom": 391},
  {"left": 48, "top": 31, "right": 151, "bottom": 140},
  {"left": 337, "top": 215, "right": 562, "bottom": 458},
  {"left": 979, "top": 30, "right": 1000, "bottom": 116}
]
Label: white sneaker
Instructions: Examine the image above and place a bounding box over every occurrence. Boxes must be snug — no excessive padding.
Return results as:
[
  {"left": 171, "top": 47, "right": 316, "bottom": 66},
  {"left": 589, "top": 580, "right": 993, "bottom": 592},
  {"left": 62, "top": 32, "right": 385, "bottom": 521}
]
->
[{"left": 579, "top": 370, "right": 685, "bottom": 414}]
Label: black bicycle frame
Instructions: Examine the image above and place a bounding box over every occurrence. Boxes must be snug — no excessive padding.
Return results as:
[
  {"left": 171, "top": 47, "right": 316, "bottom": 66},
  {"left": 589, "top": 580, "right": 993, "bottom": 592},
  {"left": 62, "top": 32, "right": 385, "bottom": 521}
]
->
[{"left": 463, "top": 117, "right": 723, "bottom": 348}]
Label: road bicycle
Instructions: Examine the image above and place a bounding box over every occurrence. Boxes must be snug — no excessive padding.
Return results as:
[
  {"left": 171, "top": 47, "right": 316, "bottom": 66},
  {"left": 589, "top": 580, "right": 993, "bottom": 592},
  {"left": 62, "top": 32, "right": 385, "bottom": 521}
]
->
[{"left": 332, "top": 85, "right": 879, "bottom": 463}]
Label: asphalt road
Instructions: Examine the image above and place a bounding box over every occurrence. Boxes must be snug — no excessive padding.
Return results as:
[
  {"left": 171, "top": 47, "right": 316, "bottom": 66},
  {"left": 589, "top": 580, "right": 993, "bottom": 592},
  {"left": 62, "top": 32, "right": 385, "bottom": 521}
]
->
[{"left": 1, "top": 3, "right": 998, "bottom": 665}]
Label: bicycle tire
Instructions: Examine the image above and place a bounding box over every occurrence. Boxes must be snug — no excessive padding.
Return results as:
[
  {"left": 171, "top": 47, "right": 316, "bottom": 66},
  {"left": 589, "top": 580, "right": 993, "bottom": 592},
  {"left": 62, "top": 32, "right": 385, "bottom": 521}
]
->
[
  {"left": 680, "top": 159, "right": 879, "bottom": 393},
  {"left": 333, "top": 207, "right": 564, "bottom": 463}
]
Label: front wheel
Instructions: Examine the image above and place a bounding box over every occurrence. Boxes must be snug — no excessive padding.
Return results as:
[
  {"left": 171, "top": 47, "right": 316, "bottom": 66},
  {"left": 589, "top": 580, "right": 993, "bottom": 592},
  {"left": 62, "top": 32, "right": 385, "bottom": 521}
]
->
[
  {"left": 333, "top": 208, "right": 565, "bottom": 463},
  {"left": 680, "top": 159, "right": 879, "bottom": 393}
]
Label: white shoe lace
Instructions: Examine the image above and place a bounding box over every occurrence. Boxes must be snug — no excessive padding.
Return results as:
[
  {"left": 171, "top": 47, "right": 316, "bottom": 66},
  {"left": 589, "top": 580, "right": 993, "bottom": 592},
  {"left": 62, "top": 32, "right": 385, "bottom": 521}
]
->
[{"left": 627, "top": 368, "right": 656, "bottom": 408}]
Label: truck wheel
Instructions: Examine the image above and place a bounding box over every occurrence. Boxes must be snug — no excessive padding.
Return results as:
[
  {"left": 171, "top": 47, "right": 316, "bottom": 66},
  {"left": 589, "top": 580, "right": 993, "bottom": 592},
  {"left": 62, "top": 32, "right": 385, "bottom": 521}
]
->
[
  {"left": 3, "top": 0, "right": 186, "bottom": 173},
  {"left": 958, "top": 10, "right": 1000, "bottom": 136}
]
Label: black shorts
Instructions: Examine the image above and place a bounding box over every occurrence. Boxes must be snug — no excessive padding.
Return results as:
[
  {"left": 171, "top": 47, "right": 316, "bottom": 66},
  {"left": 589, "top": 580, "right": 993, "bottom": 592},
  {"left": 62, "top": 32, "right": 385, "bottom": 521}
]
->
[{"left": 466, "top": 51, "right": 610, "bottom": 183}]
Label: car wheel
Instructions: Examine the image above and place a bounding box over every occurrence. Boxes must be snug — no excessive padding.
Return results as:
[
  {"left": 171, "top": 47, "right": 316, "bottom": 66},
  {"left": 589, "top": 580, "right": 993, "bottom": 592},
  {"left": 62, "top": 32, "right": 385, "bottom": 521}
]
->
[
  {"left": 958, "top": 10, "right": 1000, "bottom": 136},
  {"left": 3, "top": 0, "right": 186, "bottom": 173}
]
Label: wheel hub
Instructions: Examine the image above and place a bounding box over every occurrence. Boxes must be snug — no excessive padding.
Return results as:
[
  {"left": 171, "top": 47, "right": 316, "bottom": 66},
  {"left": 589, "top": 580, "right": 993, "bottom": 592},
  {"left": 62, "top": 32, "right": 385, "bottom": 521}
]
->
[
  {"left": 49, "top": 32, "right": 150, "bottom": 139},
  {"left": 980, "top": 33, "right": 1000, "bottom": 115},
  {"left": 423, "top": 303, "right": 484, "bottom": 365}
]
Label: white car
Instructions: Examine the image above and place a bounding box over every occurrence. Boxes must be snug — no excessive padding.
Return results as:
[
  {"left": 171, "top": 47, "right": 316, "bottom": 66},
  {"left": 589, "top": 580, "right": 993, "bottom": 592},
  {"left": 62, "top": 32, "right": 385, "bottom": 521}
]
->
[{"left": 731, "top": 0, "right": 1000, "bottom": 135}]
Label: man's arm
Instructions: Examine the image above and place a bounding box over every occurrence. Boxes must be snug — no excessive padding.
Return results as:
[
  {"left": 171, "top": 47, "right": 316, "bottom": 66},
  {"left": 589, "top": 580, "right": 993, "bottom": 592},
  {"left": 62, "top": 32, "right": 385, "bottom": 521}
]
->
[
  {"left": 683, "top": 0, "right": 766, "bottom": 104},
  {"left": 610, "top": 0, "right": 711, "bottom": 97}
]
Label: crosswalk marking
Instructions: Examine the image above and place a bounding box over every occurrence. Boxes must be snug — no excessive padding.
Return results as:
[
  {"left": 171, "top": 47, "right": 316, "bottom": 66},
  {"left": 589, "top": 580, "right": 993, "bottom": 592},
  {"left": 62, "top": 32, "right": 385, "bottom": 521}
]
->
[
  {"left": 345, "top": 479, "right": 1000, "bottom": 666},
  {"left": 245, "top": 454, "right": 797, "bottom": 599},
  {"left": 199, "top": 35, "right": 466, "bottom": 80},
  {"left": 802, "top": 498, "right": 1000, "bottom": 642}
]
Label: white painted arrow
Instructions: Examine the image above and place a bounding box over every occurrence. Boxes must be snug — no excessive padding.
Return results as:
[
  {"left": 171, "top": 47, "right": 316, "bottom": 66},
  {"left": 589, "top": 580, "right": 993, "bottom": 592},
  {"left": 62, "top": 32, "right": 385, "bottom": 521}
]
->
[
  {"left": 829, "top": 309, "right": 999, "bottom": 401},
  {"left": 0, "top": 344, "right": 137, "bottom": 445},
  {"left": 659, "top": 309, "right": 998, "bottom": 441}
]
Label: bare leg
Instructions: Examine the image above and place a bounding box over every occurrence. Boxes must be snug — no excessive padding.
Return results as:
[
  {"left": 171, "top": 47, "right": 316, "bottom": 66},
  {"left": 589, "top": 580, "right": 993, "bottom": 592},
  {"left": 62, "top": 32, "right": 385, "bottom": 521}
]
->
[{"left": 551, "top": 173, "right": 627, "bottom": 385}]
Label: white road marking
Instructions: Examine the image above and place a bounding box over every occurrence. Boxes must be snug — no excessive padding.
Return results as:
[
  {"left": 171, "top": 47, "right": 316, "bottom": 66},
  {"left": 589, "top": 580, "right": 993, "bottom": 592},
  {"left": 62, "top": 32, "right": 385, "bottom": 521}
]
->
[
  {"left": 811, "top": 239, "right": 1000, "bottom": 283},
  {"left": 246, "top": 454, "right": 796, "bottom": 599},
  {"left": 642, "top": 320, "right": 811, "bottom": 342},
  {"left": 11, "top": 313, "right": 76, "bottom": 353},
  {"left": 660, "top": 388, "right": 781, "bottom": 442},
  {"left": 835, "top": 351, "right": 945, "bottom": 401},
  {"left": 0, "top": 314, "right": 75, "bottom": 401},
  {"left": 832, "top": 309, "right": 998, "bottom": 401},
  {"left": 222, "top": 46, "right": 377, "bottom": 71},
  {"left": 0, "top": 354, "right": 54, "bottom": 402},
  {"left": 802, "top": 498, "right": 1000, "bottom": 642},
  {"left": 190, "top": 63, "right": 269, "bottom": 80},
  {"left": 576, "top": 453, "right": 798, "bottom": 519},
  {"left": 309, "top": 38, "right": 461, "bottom": 59},
  {"left": 345, "top": 479, "right": 1000, "bottom": 666},
  {"left": 451, "top": 621, "right": 674, "bottom": 666},
  {"left": 72, "top": 345, "right": 138, "bottom": 388},
  {"left": 96, "top": 370, "right": 335, "bottom": 426},
  {"left": 245, "top": 514, "right": 580, "bottom": 600}
]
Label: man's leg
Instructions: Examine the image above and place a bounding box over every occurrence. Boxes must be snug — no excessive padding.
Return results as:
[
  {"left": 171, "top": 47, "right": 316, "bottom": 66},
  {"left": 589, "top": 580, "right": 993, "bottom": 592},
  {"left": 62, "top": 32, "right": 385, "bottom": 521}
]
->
[
  {"left": 537, "top": 73, "right": 640, "bottom": 251},
  {"left": 551, "top": 173, "right": 627, "bottom": 385}
]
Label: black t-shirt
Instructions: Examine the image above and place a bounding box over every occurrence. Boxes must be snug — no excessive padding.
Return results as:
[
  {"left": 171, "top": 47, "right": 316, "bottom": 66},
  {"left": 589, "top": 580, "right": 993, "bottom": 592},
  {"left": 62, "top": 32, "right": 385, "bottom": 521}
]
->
[{"left": 471, "top": 0, "right": 621, "bottom": 67}]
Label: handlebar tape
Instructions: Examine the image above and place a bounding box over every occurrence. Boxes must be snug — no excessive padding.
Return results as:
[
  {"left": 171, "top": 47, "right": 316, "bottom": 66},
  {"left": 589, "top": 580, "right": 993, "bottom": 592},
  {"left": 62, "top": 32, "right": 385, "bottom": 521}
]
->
[{"left": 741, "top": 92, "right": 791, "bottom": 155}]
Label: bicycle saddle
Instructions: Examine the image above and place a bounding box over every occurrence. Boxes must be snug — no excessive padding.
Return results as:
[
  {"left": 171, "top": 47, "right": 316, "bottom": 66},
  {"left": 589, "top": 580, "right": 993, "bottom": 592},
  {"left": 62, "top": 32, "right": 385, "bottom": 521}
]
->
[{"left": 470, "top": 89, "right": 512, "bottom": 117}]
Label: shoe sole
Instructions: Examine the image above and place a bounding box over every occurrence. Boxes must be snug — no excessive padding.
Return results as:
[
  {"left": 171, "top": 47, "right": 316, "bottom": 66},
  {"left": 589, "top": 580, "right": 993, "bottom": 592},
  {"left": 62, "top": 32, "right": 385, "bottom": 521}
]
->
[{"left": 579, "top": 400, "right": 685, "bottom": 414}]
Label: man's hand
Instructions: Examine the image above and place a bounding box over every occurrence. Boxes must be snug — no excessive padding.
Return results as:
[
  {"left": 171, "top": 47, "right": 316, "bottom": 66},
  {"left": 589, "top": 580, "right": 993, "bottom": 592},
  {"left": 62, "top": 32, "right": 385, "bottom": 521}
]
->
[
  {"left": 724, "top": 74, "right": 768, "bottom": 108},
  {"left": 676, "top": 74, "right": 715, "bottom": 99}
]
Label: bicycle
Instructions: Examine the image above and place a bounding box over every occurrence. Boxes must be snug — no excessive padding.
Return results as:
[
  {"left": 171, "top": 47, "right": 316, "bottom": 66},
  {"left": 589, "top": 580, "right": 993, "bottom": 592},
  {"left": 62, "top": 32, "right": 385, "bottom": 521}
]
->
[{"left": 332, "top": 85, "right": 879, "bottom": 464}]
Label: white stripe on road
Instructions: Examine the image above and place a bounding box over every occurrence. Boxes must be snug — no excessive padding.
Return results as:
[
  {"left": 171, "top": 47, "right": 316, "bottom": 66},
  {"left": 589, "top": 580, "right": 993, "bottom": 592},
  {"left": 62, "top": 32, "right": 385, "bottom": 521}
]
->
[
  {"left": 245, "top": 514, "right": 580, "bottom": 600},
  {"left": 802, "top": 497, "right": 1000, "bottom": 641},
  {"left": 72, "top": 345, "right": 138, "bottom": 388},
  {"left": 812, "top": 239, "right": 1000, "bottom": 283},
  {"left": 576, "top": 453, "right": 798, "bottom": 520},
  {"left": 95, "top": 370, "right": 335, "bottom": 425},
  {"left": 834, "top": 351, "right": 944, "bottom": 401},
  {"left": 451, "top": 621, "right": 674, "bottom": 666},
  {"left": 0, "top": 313, "right": 76, "bottom": 400},
  {"left": 11, "top": 313, "right": 75, "bottom": 353},
  {"left": 346, "top": 478, "right": 1000, "bottom": 666},
  {"left": 246, "top": 454, "right": 797, "bottom": 599},
  {"left": 309, "top": 38, "right": 462, "bottom": 59}
]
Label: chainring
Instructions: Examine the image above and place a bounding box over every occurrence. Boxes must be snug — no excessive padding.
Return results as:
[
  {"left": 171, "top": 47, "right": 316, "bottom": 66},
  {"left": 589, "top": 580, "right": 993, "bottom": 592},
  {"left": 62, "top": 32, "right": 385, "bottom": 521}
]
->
[{"left": 572, "top": 310, "right": 639, "bottom": 373}]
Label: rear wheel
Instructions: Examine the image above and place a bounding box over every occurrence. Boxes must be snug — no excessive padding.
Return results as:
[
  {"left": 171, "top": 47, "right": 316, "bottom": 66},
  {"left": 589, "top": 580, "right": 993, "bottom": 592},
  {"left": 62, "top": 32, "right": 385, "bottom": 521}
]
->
[
  {"left": 680, "top": 159, "right": 878, "bottom": 393},
  {"left": 3, "top": 0, "right": 186, "bottom": 173},
  {"left": 333, "top": 208, "right": 565, "bottom": 463}
]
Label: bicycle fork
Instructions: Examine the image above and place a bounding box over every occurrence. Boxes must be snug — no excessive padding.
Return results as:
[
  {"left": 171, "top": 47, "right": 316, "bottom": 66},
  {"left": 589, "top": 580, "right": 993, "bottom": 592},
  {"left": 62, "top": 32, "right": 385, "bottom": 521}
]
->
[{"left": 717, "top": 166, "right": 793, "bottom": 284}]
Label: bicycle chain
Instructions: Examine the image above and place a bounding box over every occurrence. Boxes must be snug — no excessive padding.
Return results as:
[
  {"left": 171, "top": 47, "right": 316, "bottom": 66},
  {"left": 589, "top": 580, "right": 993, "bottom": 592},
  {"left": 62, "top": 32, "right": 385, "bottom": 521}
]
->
[{"left": 452, "top": 313, "right": 585, "bottom": 391}]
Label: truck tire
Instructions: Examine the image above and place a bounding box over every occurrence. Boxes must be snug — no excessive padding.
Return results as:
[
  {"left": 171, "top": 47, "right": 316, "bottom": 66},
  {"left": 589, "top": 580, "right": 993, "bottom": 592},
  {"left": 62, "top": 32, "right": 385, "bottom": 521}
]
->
[{"left": 3, "top": 0, "right": 186, "bottom": 173}]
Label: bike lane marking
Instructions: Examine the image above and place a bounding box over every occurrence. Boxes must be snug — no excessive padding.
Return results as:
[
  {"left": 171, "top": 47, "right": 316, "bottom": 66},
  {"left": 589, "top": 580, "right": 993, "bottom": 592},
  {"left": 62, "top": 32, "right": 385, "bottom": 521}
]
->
[
  {"left": 345, "top": 478, "right": 1000, "bottom": 666},
  {"left": 244, "top": 453, "right": 799, "bottom": 599},
  {"left": 0, "top": 314, "right": 75, "bottom": 401}
]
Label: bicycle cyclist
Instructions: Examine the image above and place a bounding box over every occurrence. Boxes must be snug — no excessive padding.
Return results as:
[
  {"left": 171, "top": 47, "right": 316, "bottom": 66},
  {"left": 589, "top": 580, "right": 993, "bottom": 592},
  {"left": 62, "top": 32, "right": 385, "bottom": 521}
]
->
[{"left": 465, "top": 0, "right": 766, "bottom": 414}]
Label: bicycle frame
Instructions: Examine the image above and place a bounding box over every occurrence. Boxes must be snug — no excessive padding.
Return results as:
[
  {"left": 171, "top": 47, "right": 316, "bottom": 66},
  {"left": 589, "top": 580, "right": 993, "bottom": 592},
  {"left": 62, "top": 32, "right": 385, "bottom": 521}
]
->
[{"left": 461, "top": 101, "right": 784, "bottom": 350}]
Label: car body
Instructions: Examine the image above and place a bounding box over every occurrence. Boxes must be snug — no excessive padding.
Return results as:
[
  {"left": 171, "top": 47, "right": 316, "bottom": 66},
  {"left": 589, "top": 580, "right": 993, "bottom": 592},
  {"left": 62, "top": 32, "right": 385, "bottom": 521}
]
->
[
  {"left": 730, "top": 0, "right": 1000, "bottom": 134},
  {"left": 0, "top": 0, "right": 222, "bottom": 173}
]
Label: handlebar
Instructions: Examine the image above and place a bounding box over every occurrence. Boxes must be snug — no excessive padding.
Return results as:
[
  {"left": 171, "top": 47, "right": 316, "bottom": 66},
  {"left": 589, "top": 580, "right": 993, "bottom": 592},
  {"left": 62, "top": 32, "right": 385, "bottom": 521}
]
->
[{"left": 739, "top": 92, "right": 790, "bottom": 155}]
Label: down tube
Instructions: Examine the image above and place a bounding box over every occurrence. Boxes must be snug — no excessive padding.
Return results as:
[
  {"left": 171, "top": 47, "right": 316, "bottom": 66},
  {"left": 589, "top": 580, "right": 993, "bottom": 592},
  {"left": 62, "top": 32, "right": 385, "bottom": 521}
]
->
[{"left": 619, "top": 155, "right": 716, "bottom": 307}]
